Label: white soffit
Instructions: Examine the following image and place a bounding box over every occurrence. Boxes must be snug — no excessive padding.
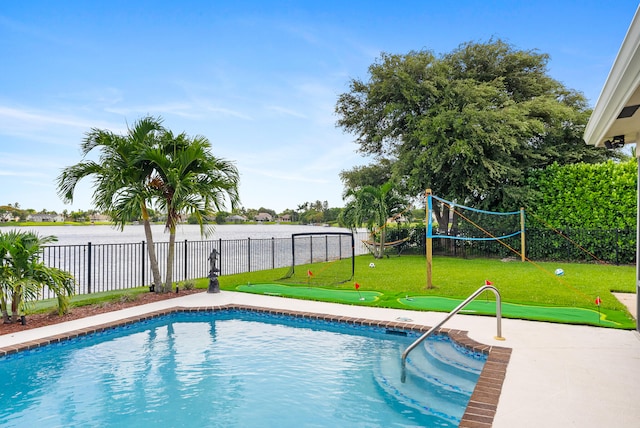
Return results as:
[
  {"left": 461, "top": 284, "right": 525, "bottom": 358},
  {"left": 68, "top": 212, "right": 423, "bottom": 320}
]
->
[{"left": 584, "top": 6, "right": 640, "bottom": 147}]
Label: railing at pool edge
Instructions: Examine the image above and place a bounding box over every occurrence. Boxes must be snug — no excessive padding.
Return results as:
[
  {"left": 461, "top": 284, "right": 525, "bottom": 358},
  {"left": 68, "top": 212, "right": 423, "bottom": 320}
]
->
[{"left": 400, "top": 284, "right": 505, "bottom": 383}]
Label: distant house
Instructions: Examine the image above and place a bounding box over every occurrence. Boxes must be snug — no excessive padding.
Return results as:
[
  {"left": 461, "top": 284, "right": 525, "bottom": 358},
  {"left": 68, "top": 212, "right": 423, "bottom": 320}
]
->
[
  {"left": 254, "top": 212, "right": 273, "bottom": 222},
  {"left": 27, "top": 214, "right": 64, "bottom": 222},
  {"left": 90, "top": 214, "right": 111, "bottom": 222},
  {"left": 0, "top": 212, "right": 16, "bottom": 222},
  {"left": 227, "top": 215, "right": 247, "bottom": 223},
  {"left": 279, "top": 214, "right": 292, "bottom": 222}
]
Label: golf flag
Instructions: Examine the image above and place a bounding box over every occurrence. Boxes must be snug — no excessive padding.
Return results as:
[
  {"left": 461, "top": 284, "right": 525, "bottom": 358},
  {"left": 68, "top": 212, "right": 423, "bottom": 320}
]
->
[
  {"left": 595, "top": 295, "right": 602, "bottom": 325},
  {"left": 485, "top": 280, "right": 493, "bottom": 286},
  {"left": 307, "top": 270, "right": 313, "bottom": 277},
  {"left": 355, "top": 282, "right": 360, "bottom": 290}
]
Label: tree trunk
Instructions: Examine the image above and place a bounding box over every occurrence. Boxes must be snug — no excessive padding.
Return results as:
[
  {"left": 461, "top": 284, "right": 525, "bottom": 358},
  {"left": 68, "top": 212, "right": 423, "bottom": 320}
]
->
[
  {"left": 141, "top": 203, "right": 162, "bottom": 292},
  {"left": 450, "top": 212, "right": 459, "bottom": 236},
  {"left": 441, "top": 206, "right": 450, "bottom": 235},
  {"left": 10, "top": 288, "right": 21, "bottom": 324},
  {"left": 163, "top": 226, "right": 176, "bottom": 293},
  {"left": 375, "top": 227, "right": 386, "bottom": 259},
  {"left": 1, "top": 294, "right": 10, "bottom": 323},
  {"left": 432, "top": 205, "right": 450, "bottom": 235}
]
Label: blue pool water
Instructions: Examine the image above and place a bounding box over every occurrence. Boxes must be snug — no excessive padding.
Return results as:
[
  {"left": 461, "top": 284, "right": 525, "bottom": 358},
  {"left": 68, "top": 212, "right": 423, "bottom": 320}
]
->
[{"left": 0, "top": 310, "right": 486, "bottom": 427}]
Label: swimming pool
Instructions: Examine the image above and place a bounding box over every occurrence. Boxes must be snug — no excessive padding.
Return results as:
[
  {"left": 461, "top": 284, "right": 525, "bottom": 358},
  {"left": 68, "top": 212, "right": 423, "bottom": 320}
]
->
[{"left": 0, "top": 309, "right": 488, "bottom": 427}]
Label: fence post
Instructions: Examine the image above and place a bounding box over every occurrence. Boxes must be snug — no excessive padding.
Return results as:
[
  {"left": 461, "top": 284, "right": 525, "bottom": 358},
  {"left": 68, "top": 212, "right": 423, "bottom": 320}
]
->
[
  {"left": 272, "top": 237, "right": 275, "bottom": 269},
  {"left": 141, "top": 241, "right": 146, "bottom": 287},
  {"left": 184, "top": 239, "right": 188, "bottom": 280},
  {"left": 325, "top": 235, "right": 328, "bottom": 262},
  {"left": 87, "top": 242, "right": 92, "bottom": 294},
  {"left": 248, "top": 237, "right": 251, "bottom": 272},
  {"left": 218, "top": 238, "right": 223, "bottom": 276}
]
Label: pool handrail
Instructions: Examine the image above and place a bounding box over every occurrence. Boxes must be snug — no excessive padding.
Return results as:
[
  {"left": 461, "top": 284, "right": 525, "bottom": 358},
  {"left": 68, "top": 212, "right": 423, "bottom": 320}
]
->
[{"left": 401, "top": 284, "right": 504, "bottom": 382}]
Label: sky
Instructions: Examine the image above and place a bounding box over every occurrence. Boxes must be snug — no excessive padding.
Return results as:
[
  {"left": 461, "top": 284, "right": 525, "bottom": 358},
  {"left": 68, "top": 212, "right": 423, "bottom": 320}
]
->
[{"left": 1, "top": 1, "right": 639, "bottom": 214}]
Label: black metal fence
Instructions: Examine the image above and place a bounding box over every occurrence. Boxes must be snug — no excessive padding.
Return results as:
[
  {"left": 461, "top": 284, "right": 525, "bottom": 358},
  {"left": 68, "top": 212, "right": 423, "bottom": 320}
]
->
[
  {"left": 41, "top": 232, "right": 371, "bottom": 298},
  {"left": 39, "top": 226, "right": 635, "bottom": 299}
]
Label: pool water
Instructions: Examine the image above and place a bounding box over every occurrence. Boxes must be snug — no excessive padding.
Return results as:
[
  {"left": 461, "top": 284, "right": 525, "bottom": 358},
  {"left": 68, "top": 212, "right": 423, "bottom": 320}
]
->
[{"left": 0, "top": 310, "right": 486, "bottom": 427}]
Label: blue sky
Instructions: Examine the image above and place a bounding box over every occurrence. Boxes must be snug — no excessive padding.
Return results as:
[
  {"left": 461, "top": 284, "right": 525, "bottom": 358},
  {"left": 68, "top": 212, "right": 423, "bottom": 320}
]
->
[{"left": 1, "top": 1, "right": 638, "bottom": 214}]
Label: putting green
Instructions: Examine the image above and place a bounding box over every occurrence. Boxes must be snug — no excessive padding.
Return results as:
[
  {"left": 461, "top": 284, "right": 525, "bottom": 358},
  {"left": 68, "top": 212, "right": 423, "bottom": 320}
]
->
[
  {"left": 233, "top": 283, "right": 634, "bottom": 329},
  {"left": 236, "top": 283, "right": 382, "bottom": 304},
  {"left": 398, "top": 296, "right": 623, "bottom": 328}
]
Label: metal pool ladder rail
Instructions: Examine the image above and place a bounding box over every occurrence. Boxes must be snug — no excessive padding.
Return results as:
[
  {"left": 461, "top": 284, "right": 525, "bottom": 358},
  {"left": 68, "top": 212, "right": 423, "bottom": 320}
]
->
[{"left": 401, "top": 285, "right": 505, "bottom": 382}]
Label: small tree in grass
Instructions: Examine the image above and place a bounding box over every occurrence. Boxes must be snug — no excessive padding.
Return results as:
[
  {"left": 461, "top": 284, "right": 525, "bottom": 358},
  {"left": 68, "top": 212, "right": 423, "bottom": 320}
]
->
[
  {"left": 341, "top": 181, "right": 406, "bottom": 259},
  {"left": 0, "top": 230, "right": 75, "bottom": 323}
]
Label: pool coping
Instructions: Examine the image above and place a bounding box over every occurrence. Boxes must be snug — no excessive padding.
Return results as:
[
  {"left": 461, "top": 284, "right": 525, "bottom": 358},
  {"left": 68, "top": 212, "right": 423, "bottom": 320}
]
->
[{"left": 0, "top": 304, "right": 511, "bottom": 427}]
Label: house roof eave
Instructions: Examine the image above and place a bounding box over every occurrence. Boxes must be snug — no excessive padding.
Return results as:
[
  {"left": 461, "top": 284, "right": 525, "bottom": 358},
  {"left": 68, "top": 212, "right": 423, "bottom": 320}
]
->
[{"left": 584, "top": 6, "right": 640, "bottom": 147}]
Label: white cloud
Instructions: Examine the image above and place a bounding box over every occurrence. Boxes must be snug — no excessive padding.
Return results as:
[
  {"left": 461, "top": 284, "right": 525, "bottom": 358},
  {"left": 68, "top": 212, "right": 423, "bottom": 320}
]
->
[
  {"left": 265, "top": 105, "right": 307, "bottom": 119},
  {"left": 0, "top": 105, "right": 101, "bottom": 129},
  {"left": 104, "top": 102, "right": 199, "bottom": 119},
  {"left": 203, "top": 105, "right": 253, "bottom": 120},
  {"left": 60, "top": 87, "right": 125, "bottom": 108},
  {"left": 304, "top": 142, "right": 360, "bottom": 173},
  {"left": 0, "top": 104, "right": 126, "bottom": 146},
  {"left": 104, "top": 100, "right": 254, "bottom": 121}
]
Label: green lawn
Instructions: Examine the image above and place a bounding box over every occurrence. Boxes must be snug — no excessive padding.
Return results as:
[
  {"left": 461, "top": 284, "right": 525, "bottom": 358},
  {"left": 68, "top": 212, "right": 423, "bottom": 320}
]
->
[
  {"left": 24, "top": 254, "right": 637, "bottom": 329},
  {"left": 219, "top": 255, "right": 636, "bottom": 329},
  {"left": 28, "top": 286, "right": 157, "bottom": 314}
]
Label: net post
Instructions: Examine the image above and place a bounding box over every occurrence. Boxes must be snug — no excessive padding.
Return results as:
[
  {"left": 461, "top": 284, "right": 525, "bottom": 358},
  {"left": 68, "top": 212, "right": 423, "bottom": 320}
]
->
[
  {"left": 291, "top": 235, "right": 295, "bottom": 276},
  {"left": 520, "top": 208, "right": 525, "bottom": 262},
  {"left": 426, "top": 189, "right": 433, "bottom": 289}
]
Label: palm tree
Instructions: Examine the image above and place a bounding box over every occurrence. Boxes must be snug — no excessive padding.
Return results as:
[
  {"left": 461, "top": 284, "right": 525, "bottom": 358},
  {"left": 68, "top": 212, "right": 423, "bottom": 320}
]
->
[
  {"left": 141, "top": 131, "right": 240, "bottom": 293},
  {"left": 0, "top": 230, "right": 75, "bottom": 323},
  {"left": 341, "top": 182, "right": 405, "bottom": 259},
  {"left": 57, "top": 116, "right": 164, "bottom": 291}
]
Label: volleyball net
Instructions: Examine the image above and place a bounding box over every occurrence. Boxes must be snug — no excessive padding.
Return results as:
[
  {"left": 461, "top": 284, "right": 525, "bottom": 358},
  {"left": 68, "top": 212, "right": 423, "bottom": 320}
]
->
[
  {"left": 427, "top": 194, "right": 524, "bottom": 242},
  {"left": 424, "top": 192, "right": 526, "bottom": 264}
]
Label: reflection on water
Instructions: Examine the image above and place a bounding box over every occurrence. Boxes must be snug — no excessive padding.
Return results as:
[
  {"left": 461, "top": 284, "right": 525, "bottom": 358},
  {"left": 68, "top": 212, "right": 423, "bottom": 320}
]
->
[{"left": 9, "top": 224, "right": 356, "bottom": 246}]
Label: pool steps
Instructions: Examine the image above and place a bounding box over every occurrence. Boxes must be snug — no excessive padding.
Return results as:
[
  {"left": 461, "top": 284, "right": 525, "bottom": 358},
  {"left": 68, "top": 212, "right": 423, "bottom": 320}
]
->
[
  {"left": 374, "top": 336, "right": 486, "bottom": 426},
  {"left": 423, "top": 337, "right": 485, "bottom": 377}
]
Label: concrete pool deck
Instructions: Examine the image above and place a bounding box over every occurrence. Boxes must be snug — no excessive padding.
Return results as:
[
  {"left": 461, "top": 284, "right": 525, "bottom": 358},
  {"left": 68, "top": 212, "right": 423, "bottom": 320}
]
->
[{"left": 1, "top": 290, "right": 639, "bottom": 427}]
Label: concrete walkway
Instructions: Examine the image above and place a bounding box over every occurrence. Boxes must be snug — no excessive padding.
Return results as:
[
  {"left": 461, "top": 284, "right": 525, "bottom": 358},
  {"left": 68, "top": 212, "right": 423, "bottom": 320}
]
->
[
  {"left": 1, "top": 291, "right": 639, "bottom": 427},
  {"left": 613, "top": 292, "right": 637, "bottom": 319}
]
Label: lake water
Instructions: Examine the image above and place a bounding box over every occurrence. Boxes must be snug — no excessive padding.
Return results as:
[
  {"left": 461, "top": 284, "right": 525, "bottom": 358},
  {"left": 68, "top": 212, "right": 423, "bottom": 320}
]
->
[{"left": 7, "top": 224, "right": 358, "bottom": 246}]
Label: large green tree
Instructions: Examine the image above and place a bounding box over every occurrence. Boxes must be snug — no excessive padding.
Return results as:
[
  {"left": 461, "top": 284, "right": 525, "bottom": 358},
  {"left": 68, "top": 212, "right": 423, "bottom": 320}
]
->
[
  {"left": 142, "top": 130, "right": 240, "bottom": 293},
  {"left": 336, "top": 39, "right": 616, "bottom": 214},
  {"left": 57, "top": 117, "right": 165, "bottom": 291},
  {"left": 339, "top": 159, "right": 394, "bottom": 195}
]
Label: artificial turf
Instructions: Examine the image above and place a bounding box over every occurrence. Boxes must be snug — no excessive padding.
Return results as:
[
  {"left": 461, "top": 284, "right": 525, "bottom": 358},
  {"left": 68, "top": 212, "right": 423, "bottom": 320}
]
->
[
  {"left": 234, "top": 282, "right": 633, "bottom": 329},
  {"left": 220, "top": 254, "right": 636, "bottom": 329}
]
